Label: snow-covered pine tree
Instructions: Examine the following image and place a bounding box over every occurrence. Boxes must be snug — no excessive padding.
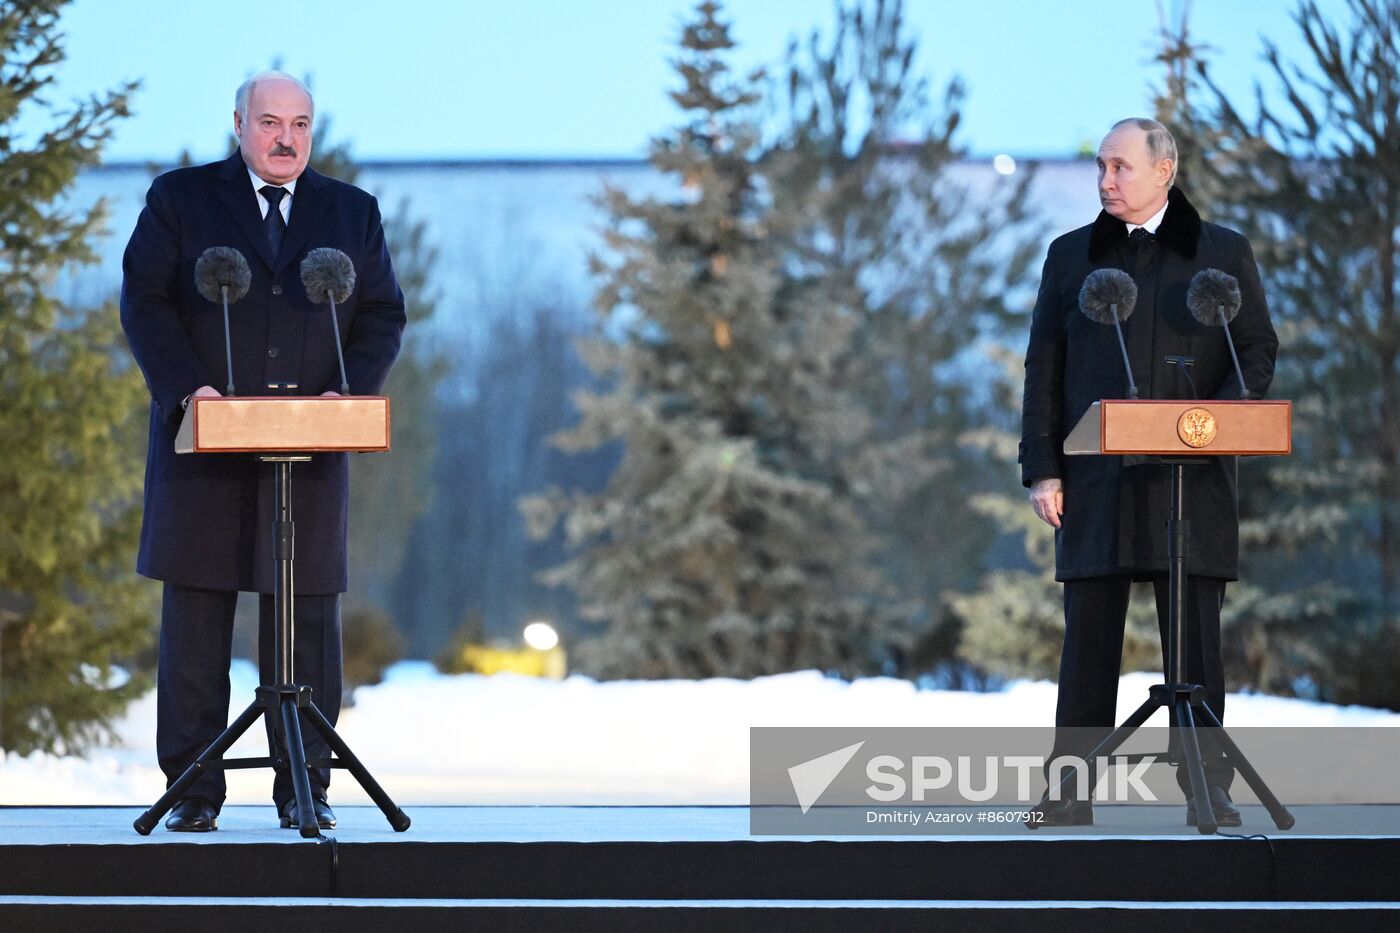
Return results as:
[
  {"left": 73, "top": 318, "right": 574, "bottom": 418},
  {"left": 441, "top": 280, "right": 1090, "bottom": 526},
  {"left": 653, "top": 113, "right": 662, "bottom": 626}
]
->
[
  {"left": 766, "top": 0, "right": 1046, "bottom": 678},
  {"left": 1156, "top": 0, "right": 1400, "bottom": 708},
  {"left": 0, "top": 0, "right": 152, "bottom": 754},
  {"left": 523, "top": 1, "right": 901, "bottom": 679}
]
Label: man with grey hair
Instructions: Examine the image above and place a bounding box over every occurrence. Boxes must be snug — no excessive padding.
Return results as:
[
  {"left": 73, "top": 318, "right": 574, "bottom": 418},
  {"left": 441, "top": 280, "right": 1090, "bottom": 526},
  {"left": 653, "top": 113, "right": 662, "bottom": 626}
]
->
[
  {"left": 121, "top": 71, "right": 406, "bottom": 832},
  {"left": 236, "top": 69, "right": 315, "bottom": 123},
  {"left": 1020, "top": 118, "right": 1278, "bottom": 827},
  {"left": 1113, "top": 116, "right": 1178, "bottom": 184}
]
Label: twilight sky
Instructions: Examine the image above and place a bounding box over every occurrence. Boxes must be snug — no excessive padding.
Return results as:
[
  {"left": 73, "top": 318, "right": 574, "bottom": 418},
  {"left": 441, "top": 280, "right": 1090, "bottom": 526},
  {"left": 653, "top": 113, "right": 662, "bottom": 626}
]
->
[{"left": 35, "top": 0, "right": 1347, "bottom": 162}]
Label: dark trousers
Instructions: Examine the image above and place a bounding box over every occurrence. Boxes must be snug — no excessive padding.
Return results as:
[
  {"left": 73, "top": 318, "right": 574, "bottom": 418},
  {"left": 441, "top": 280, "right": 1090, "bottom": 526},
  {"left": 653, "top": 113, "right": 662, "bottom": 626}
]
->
[
  {"left": 156, "top": 583, "right": 342, "bottom": 809},
  {"left": 1051, "top": 573, "right": 1232, "bottom": 796}
]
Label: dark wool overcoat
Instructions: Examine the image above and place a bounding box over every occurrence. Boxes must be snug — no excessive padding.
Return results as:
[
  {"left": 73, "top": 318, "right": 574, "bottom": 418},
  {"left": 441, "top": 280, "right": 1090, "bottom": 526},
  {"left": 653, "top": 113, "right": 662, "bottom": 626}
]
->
[
  {"left": 1019, "top": 187, "right": 1278, "bottom": 581},
  {"left": 120, "top": 152, "right": 406, "bottom": 594}
]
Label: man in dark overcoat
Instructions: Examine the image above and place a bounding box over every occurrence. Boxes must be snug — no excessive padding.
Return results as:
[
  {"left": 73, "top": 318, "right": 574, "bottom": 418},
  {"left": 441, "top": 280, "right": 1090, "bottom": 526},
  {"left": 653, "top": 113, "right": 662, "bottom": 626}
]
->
[
  {"left": 1020, "top": 118, "right": 1277, "bottom": 826},
  {"left": 120, "top": 71, "right": 405, "bottom": 832}
]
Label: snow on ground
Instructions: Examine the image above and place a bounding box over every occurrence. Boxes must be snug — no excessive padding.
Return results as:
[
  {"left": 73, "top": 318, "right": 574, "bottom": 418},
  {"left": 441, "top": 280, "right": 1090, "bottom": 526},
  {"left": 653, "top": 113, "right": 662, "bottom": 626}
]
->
[{"left": 2, "top": 663, "right": 1396, "bottom": 806}]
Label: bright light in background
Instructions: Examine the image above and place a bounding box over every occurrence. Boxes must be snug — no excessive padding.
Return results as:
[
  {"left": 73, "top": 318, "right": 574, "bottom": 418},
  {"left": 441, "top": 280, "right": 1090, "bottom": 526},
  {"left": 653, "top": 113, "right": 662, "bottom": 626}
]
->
[
  {"left": 993, "top": 153, "right": 1017, "bottom": 176},
  {"left": 523, "top": 621, "right": 559, "bottom": 651}
]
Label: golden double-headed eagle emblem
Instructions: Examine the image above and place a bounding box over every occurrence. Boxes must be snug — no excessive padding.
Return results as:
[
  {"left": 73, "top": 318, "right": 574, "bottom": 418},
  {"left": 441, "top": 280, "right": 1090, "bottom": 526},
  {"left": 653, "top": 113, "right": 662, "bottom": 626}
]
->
[{"left": 1177, "top": 407, "right": 1218, "bottom": 448}]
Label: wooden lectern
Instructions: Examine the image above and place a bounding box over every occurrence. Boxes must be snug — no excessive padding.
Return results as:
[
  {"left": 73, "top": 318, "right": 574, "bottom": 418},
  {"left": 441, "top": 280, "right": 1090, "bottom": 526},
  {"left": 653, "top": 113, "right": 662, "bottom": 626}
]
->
[
  {"left": 1063, "top": 398, "right": 1291, "bottom": 458},
  {"left": 134, "top": 396, "right": 410, "bottom": 838},
  {"left": 1037, "top": 398, "right": 1295, "bottom": 834},
  {"left": 173, "top": 395, "right": 392, "bottom": 454}
]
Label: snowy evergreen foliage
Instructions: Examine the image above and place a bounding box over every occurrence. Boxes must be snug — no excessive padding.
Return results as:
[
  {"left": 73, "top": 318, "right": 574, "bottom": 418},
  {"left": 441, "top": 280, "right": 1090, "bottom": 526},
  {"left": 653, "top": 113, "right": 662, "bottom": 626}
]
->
[
  {"left": 766, "top": 0, "right": 1045, "bottom": 676},
  {"left": 523, "top": 2, "right": 908, "bottom": 678},
  {"left": 0, "top": 1, "right": 153, "bottom": 754},
  {"left": 1157, "top": 0, "right": 1400, "bottom": 708},
  {"left": 524, "top": 1, "right": 1044, "bottom": 679}
]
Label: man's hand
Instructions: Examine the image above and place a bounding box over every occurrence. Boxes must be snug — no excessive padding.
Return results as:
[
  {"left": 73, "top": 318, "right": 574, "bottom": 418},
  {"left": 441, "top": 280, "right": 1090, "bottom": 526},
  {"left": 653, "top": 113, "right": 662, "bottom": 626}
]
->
[
  {"left": 1029, "top": 478, "right": 1064, "bottom": 529},
  {"left": 320, "top": 390, "right": 342, "bottom": 397}
]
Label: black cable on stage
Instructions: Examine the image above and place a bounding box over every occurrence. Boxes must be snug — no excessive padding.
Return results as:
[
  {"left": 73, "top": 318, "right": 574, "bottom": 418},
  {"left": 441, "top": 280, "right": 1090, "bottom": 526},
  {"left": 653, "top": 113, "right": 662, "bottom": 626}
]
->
[
  {"left": 1217, "top": 831, "right": 1278, "bottom": 900},
  {"left": 317, "top": 832, "right": 340, "bottom": 896}
]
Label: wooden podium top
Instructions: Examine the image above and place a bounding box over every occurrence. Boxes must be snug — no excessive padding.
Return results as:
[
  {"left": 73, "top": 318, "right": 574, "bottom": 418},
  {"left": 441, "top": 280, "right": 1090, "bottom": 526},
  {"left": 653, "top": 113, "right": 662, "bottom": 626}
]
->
[
  {"left": 174, "top": 396, "right": 391, "bottom": 454},
  {"left": 1064, "top": 399, "right": 1291, "bottom": 457}
]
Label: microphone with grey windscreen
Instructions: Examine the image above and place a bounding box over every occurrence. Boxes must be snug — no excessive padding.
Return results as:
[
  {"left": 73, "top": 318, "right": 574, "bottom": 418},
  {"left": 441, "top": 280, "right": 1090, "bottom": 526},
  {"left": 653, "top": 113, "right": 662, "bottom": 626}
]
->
[
  {"left": 1187, "top": 268, "right": 1249, "bottom": 400},
  {"left": 1078, "top": 268, "right": 1140, "bottom": 399},
  {"left": 300, "top": 248, "right": 356, "bottom": 395},
  {"left": 194, "top": 247, "right": 252, "bottom": 396}
]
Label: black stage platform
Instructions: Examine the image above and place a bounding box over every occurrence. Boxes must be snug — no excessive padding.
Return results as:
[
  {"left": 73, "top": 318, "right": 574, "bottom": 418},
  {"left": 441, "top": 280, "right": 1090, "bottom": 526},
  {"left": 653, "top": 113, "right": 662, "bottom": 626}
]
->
[{"left": 2, "top": 806, "right": 1397, "bottom": 931}]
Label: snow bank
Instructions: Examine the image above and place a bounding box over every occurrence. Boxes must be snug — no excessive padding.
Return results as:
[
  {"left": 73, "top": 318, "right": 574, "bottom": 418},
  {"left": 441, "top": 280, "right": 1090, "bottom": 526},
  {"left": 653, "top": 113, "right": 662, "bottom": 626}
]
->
[{"left": 2, "top": 664, "right": 1395, "bottom": 805}]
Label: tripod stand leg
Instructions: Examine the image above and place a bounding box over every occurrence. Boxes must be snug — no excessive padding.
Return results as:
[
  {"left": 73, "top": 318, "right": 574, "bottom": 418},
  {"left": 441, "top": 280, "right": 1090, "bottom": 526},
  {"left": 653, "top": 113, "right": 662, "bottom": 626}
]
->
[
  {"left": 1092, "top": 695, "right": 1163, "bottom": 753},
  {"left": 303, "top": 702, "right": 411, "bottom": 832},
  {"left": 1070, "top": 696, "right": 1165, "bottom": 795},
  {"left": 280, "top": 697, "right": 322, "bottom": 839},
  {"left": 1032, "top": 696, "right": 1165, "bottom": 825},
  {"left": 1176, "top": 700, "right": 1216, "bottom": 834},
  {"left": 133, "top": 699, "right": 265, "bottom": 835},
  {"left": 1195, "top": 704, "right": 1295, "bottom": 830}
]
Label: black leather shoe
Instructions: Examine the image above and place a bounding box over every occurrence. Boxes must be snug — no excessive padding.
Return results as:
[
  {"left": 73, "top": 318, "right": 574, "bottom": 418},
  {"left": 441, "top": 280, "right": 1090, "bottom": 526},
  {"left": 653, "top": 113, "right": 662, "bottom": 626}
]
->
[
  {"left": 165, "top": 797, "right": 218, "bottom": 833},
  {"left": 280, "top": 797, "right": 337, "bottom": 830},
  {"left": 1027, "top": 798, "right": 1093, "bottom": 828},
  {"left": 1186, "top": 786, "right": 1241, "bottom": 828}
]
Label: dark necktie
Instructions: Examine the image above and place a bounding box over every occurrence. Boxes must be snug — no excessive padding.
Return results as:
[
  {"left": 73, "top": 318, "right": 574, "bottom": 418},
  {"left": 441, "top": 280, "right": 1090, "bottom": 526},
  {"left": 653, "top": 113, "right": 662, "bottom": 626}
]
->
[
  {"left": 1128, "top": 226, "right": 1157, "bottom": 278},
  {"left": 260, "top": 185, "right": 287, "bottom": 255}
]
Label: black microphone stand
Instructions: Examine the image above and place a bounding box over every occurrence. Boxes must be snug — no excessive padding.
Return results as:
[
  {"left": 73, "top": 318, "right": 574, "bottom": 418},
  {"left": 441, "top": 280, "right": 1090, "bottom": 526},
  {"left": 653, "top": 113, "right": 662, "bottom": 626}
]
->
[
  {"left": 1030, "top": 459, "right": 1295, "bottom": 833},
  {"left": 1030, "top": 394, "right": 1295, "bottom": 835},
  {"left": 219, "top": 283, "right": 236, "bottom": 396},
  {"left": 134, "top": 400, "right": 410, "bottom": 838},
  {"left": 327, "top": 292, "right": 350, "bottom": 396},
  {"left": 1081, "top": 456, "right": 1294, "bottom": 833},
  {"left": 1109, "top": 304, "right": 1139, "bottom": 399}
]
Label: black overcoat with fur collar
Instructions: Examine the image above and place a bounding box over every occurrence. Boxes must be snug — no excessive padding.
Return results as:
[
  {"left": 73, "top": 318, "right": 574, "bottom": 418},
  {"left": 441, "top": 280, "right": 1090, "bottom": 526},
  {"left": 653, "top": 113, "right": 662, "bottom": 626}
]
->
[{"left": 1019, "top": 187, "right": 1278, "bottom": 581}]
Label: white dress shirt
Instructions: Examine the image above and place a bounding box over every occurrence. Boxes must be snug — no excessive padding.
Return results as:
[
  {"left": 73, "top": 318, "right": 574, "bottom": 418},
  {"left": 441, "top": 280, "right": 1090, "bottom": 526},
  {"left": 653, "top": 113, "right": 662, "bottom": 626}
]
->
[
  {"left": 247, "top": 167, "right": 296, "bottom": 224},
  {"left": 1126, "top": 198, "right": 1168, "bottom": 236}
]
